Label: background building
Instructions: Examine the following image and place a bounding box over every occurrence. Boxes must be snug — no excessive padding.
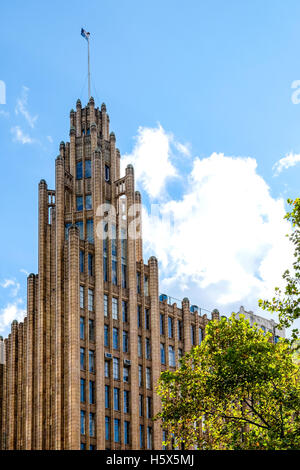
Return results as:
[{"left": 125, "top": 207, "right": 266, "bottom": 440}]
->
[{"left": 238, "top": 306, "right": 285, "bottom": 343}]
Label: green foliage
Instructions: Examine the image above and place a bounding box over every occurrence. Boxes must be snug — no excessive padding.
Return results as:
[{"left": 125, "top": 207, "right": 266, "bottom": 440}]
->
[
  {"left": 156, "top": 315, "right": 300, "bottom": 450},
  {"left": 259, "top": 198, "right": 300, "bottom": 341}
]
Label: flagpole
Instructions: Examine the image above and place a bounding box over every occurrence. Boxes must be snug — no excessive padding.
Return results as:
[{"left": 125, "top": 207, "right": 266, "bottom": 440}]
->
[{"left": 88, "top": 35, "right": 91, "bottom": 99}]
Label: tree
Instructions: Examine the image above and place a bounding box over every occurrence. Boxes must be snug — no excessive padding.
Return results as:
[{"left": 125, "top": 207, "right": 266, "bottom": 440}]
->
[
  {"left": 259, "top": 198, "right": 300, "bottom": 341},
  {"left": 156, "top": 315, "right": 300, "bottom": 450}
]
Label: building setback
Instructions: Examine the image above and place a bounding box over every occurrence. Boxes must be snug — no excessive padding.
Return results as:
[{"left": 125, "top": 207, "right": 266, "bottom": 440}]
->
[{"left": 0, "top": 98, "right": 280, "bottom": 451}]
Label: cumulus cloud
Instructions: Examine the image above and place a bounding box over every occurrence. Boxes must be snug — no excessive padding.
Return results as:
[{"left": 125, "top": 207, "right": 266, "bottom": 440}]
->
[
  {"left": 127, "top": 125, "right": 294, "bottom": 314},
  {"left": 1, "top": 278, "right": 21, "bottom": 297},
  {"left": 273, "top": 152, "right": 300, "bottom": 176},
  {"left": 15, "top": 86, "right": 38, "bottom": 128},
  {"left": 121, "top": 124, "right": 183, "bottom": 199},
  {"left": 11, "top": 125, "right": 34, "bottom": 144},
  {"left": 0, "top": 301, "right": 26, "bottom": 334}
]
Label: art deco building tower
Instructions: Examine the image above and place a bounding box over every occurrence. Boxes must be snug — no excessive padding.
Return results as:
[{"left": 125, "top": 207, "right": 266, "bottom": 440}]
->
[{"left": 0, "top": 98, "right": 214, "bottom": 450}]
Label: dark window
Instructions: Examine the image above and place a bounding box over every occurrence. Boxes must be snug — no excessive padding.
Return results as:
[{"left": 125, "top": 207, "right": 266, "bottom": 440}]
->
[
  {"left": 76, "top": 161, "right": 83, "bottom": 180},
  {"left": 89, "top": 319, "right": 95, "bottom": 342},
  {"left": 160, "top": 314, "right": 164, "bottom": 335},
  {"left": 105, "top": 417, "right": 110, "bottom": 440},
  {"left": 104, "top": 325, "right": 109, "bottom": 347},
  {"left": 145, "top": 309, "right": 150, "bottom": 330},
  {"left": 76, "top": 221, "right": 84, "bottom": 240},
  {"left": 140, "top": 425, "right": 144, "bottom": 449},
  {"left": 105, "top": 385, "right": 109, "bottom": 408},
  {"left": 105, "top": 165, "right": 110, "bottom": 182},
  {"left": 89, "top": 380, "right": 95, "bottom": 404},
  {"left": 178, "top": 320, "right": 183, "bottom": 341},
  {"left": 80, "top": 317, "right": 85, "bottom": 340},
  {"left": 124, "top": 390, "right": 129, "bottom": 413},
  {"left": 168, "top": 317, "right": 173, "bottom": 338},
  {"left": 122, "top": 301, "right": 128, "bottom": 323},
  {"left": 123, "top": 331, "right": 128, "bottom": 353},
  {"left": 114, "top": 419, "right": 120, "bottom": 443},
  {"left": 86, "top": 219, "right": 94, "bottom": 243},
  {"left": 80, "top": 347, "right": 85, "bottom": 370},
  {"left": 103, "top": 255, "right": 108, "bottom": 282},
  {"left": 89, "top": 350, "right": 95, "bottom": 373},
  {"left": 80, "top": 378, "right": 85, "bottom": 402},
  {"left": 137, "top": 306, "right": 142, "bottom": 328},
  {"left": 160, "top": 343, "right": 165, "bottom": 364},
  {"left": 139, "top": 395, "right": 143, "bottom": 417},
  {"left": 89, "top": 412, "right": 95, "bottom": 437},
  {"left": 88, "top": 253, "right": 93, "bottom": 276},
  {"left": 114, "top": 387, "right": 120, "bottom": 411},
  {"left": 145, "top": 338, "right": 151, "bottom": 359},
  {"left": 112, "top": 260, "right": 117, "bottom": 285},
  {"left": 137, "top": 272, "right": 141, "bottom": 294},
  {"left": 122, "top": 264, "right": 127, "bottom": 288},
  {"left": 80, "top": 410, "right": 85, "bottom": 435},
  {"left": 80, "top": 250, "right": 84, "bottom": 273},
  {"left": 76, "top": 196, "right": 83, "bottom": 211},
  {"left": 85, "top": 194, "right": 92, "bottom": 210},
  {"left": 124, "top": 421, "right": 130, "bottom": 445},
  {"left": 85, "top": 160, "right": 91, "bottom": 178},
  {"left": 113, "top": 328, "right": 119, "bottom": 350}
]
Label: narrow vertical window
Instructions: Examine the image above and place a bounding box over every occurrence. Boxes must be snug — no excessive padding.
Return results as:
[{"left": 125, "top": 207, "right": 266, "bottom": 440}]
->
[
  {"left": 80, "top": 378, "right": 85, "bottom": 402},
  {"left": 160, "top": 314, "right": 164, "bottom": 335},
  {"left": 138, "top": 336, "right": 142, "bottom": 357},
  {"left": 88, "top": 253, "right": 93, "bottom": 276},
  {"left": 123, "top": 331, "right": 128, "bottom": 353},
  {"left": 114, "top": 418, "right": 120, "bottom": 443},
  {"left": 104, "top": 325, "right": 109, "bottom": 347},
  {"left": 89, "top": 350, "right": 95, "bottom": 373},
  {"left": 139, "top": 365, "right": 143, "bottom": 386},
  {"left": 146, "top": 367, "right": 151, "bottom": 389},
  {"left": 113, "top": 328, "right": 119, "bottom": 350},
  {"left": 89, "top": 380, "right": 95, "bottom": 404},
  {"left": 76, "top": 196, "right": 83, "bottom": 211},
  {"left": 105, "top": 385, "right": 110, "bottom": 408},
  {"left": 80, "top": 410, "right": 85, "bottom": 435},
  {"left": 105, "top": 417, "right": 110, "bottom": 441},
  {"left": 112, "top": 297, "right": 118, "bottom": 320},
  {"left": 80, "top": 250, "right": 84, "bottom": 273},
  {"left": 140, "top": 425, "right": 144, "bottom": 449},
  {"left": 191, "top": 325, "right": 195, "bottom": 345},
  {"left": 123, "top": 367, "right": 129, "bottom": 383},
  {"left": 76, "top": 221, "right": 84, "bottom": 240},
  {"left": 76, "top": 161, "right": 83, "bottom": 180},
  {"left": 105, "top": 165, "right": 110, "bottom": 182},
  {"left": 89, "top": 413, "right": 95, "bottom": 437},
  {"left": 86, "top": 194, "right": 92, "bottom": 210},
  {"left": 136, "top": 272, "right": 141, "bottom": 294},
  {"left": 113, "top": 387, "right": 120, "bottom": 411},
  {"left": 168, "top": 317, "right": 173, "bottom": 338},
  {"left": 147, "top": 427, "right": 152, "bottom": 450},
  {"left": 88, "top": 289, "right": 94, "bottom": 312},
  {"left": 124, "top": 390, "right": 129, "bottom": 413},
  {"left": 80, "top": 286, "right": 84, "bottom": 309},
  {"left": 139, "top": 395, "right": 143, "bottom": 417},
  {"left": 145, "top": 338, "right": 151, "bottom": 359},
  {"left": 104, "top": 294, "right": 108, "bottom": 317},
  {"left": 137, "top": 305, "right": 141, "bottom": 328},
  {"left": 89, "top": 319, "right": 95, "bottom": 342},
  {"left": 80, "top": 317, "right": 85, "bottom": 340},
  {"left": 113, "top": 357, "right": 119, "bottom": 380},
  {"left": 144, "top": 276, "right": 149, "bottom": 296},
  {"left": 105, "top": 361, "right": 109, "bottom": 378},
  {"left": 124, "top": 421, "right": 130, "bottom": 445},
  {"left": 145, "top": 309, "right": 150, "bottom": 330},
  {"left": 160, "top": 343, "right": 166, "bottom": 365},
  {"left": 122, "top": 301, "right": 128, "bottom": 323},
  {"left": 85, "top": 160, "right": 91, "bottom": 178},
  {"left": 86, "top": 219, "right": 94, "bottom": 243},
  {"left": 80, "top": 347, "right": 85, "bottom": 370},
  {"left": 169, "top": 345, "right": 175, "bottom": 367}
]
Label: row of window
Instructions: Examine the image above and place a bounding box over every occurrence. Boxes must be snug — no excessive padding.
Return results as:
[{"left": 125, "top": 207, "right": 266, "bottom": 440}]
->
[
  {"left": 80, "top": 348, "right": 95, "bottom": 372},
  {"left": 80, "top": 410, "right": 95, "bottom": 437},
  {"left": 105, "top": 357, "right": 129, "bottom": 382},
  {"left": 160, "top": 314, "right": 204, "bottom": 345},
  {"left": 80, "top": 378, "right": 95, "bottom": 404},
  {"left": 105, "top": 386, "right": 130, "bottom": 413},
  {"left": 104, "top": 325, "right": 129, "bottom": 352},
  {"left": 76, "top": 195, "right": 92, "bottom": 211},
  {"left": 138, "top": 336, "right": 151, "bottom": 360},
  {"left": 76, "top": 161, "right": 111, "bottom": 183},
  {"left": 105, "top": 417, "right": 130, "bottom": 444},
  {"left": 160, "top": 344, "right": 181, "bottom": 367},
  {"left": 65, "top": 220, "right": 94, "bottom": 243},
  {"left": 80, "top": 317, "right": 95, "bottom": 341}
]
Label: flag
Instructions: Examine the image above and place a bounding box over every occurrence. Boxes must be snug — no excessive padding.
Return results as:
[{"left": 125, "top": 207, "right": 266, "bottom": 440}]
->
[{"left": 81, "top": 28, "right": 90, "bottom": 41}]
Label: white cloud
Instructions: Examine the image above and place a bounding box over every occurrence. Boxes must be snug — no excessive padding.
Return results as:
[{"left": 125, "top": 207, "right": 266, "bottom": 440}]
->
[
  {"left": 11, "top": 125, "right": 34, "bottom": 144},
  {"left": 47, "top": 135, "right": 53, "bottom": 143},
  {"left": 125, "top": 125, "right": 294, "bottom": 315},
  {"left": 1, "top": 279, "right": 20, "bottom": 297},
  {"left": 20, "top": 269, "right": 30, "bottom": 276},
  {"left": 273, "top": 152, "right": 300, "bottom": 176},
  {"left": 15, "top": 86, "right": 38, "bottom": 128},
  {"left": 0, "top": 301, "right": 26, "bottom": 334},
  {"left": 121, "top": 124, "right": 180, "bottom": 199},
  {"left": 0, "top": 109, "right": 9, "bottom": 118}
]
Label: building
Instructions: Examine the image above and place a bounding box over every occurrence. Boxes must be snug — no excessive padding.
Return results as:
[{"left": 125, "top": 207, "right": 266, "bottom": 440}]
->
[
  {"left": 238, "top": 306, "right": 285, "bottom": 343},
  {"left": 0, "top": 98, "right": 218, "bottom": 450}
]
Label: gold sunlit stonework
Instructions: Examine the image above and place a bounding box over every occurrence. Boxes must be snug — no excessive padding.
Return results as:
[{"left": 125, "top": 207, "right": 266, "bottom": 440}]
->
[{"left": 0, "top": 99, "right": 281, "bottom": 450}]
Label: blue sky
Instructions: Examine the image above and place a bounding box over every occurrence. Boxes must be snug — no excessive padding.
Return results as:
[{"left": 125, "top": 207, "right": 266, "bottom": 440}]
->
[{"left": 1, "top": 0, "right": 300, "bottom": 335}]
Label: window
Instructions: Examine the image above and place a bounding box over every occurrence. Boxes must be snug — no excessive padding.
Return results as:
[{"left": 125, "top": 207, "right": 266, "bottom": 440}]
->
[
  {"left": 139, "top": 395, "right": 143, "bottom": 417},
  {"left": 113, "top": 357, "right": 119, "bottom": 380},
  {"left": 80, "top": 347, "right": 85, "bottom": 370},
  {"left": 80, "top": 410, "right": 85, "bottom": 435},
  {"left": 104, "top": 325, "right": 109, "bottom": 347},
  {"left": 123, "top": 331, "right": 128, "bottom": 353},
  {"left": 136, "top": 272, "right": 141, "bottom": 294},
  {"left": 274, "top": 335, "right": 280, "bottom": 344},
  {"left": 86, "top": 219, "right": 94, "bottom": 243},
  {"left": 145, "top": 338, "right": 151, "bottom": 360},
  {"left": 76, "top": 161, "right": 83, "bottom": 180},
  {"left": 178, "top": 348, "right": 183, "bottom": 360},
  {"left": 144, "top": 276, "right": 149, "bottom": 296},
  {"left": 103, "top": 255, "right": 108, "bottom": 282},
  {"left": 104, "top": 295, "right": 108, "bottom": 317},
  {"left": 146, "top": 397, "right": 151, "bottom": 418},
  {"left": 89, "top": 319, "right": 95, "bottom": 342},
  {"left": 80, "top": 317, "right": 85, "bottom": 340},
  {"left": 146, "top": 367, "right": 151, "bottom": 390},
  {"left": 76, "top": 196, "right": 83, "bottom": 211},
  {"left": 140, "top": 425, "right": 144, "bottom": 449},
  {"left": 105, "top": 385, "right": 110, "bottom": 408},
  {"left": 114, "top": 419, "right": 120, "bottom": 443},
  {"left": 199, "top": 328, "right": 203, "bottom": 344},
  {"left": 105, "top": 417, "right": 110, "bottom": 441},
  {"left": 85, "top": 160, "right": 91, "bottom": 178},
  {"left": 65, "top": 223, "right": 71, "bottom": 240},
  {"left": 88, "top": 289, "right": 94, "bottom": 312},
  {"left": 76, "top": 221, "right": 84, "bottom": 240},
  {"left": 162, "top": 430, "right": 167, "bottom": 450},
  {"left": 121, "top": 264, "right": 127, "bottom": 288},
  {"left": 113, "top": 388, "right": 120, "bottom": 411},
  {"left": 112, "top": 298, "right": 118, "bottom": 320},
  {"left": 123, "top": 367, "right": 129, "bottom": 383},
  {"left": 145, "top": 309, "right": 150, "bottom": 330},
  {"left": 81, "top": 443, "right": 86, "bottom": 450},
  {"left": 80, "top": 250, "right": 84, "bottom": 273},
  {"left": 105, "top": 165, "right": 110, "bottom": 182},
  {"left": 160, "top": 314, "right": 164, "bottom": 335},
  {"left": 80, "top": 286, "right": 84, "bottom": 309},
  {"left": 138, "top": 336, "right": 142, "bottom": 357},
  {"left": 191, "top": 325, "right": 195, "bottom": 345},
  {"left": 147, "top": 427, "right": 152, "bottom": 450},
  {"left": 90, "top": 445, "right": 95, "bottom": 451},
  {"left": 105, "top": 361, "right": 109, "bottom": 378},
  {"left": 169, "top": 345, "right": 175, "bottom": 367},
  {"left": 112, "top": 259, "right": 117, "bottom": 285},
  {"left": 80, "top": 378, "right": 85, "bottom": 403},
  {"left": 86, "top": 194, "right": 92, "bottom": 210},
  {"left": 89, "top": 380, "right": 95, "bottom": 404},
  {"left": 88, "top": 253, "right": 93, "bottom": 276},
  {"left": 168, "top": 317, "right": 173, "bottom": 338},
  {"left": 160, "top": 343, "right": 166, "bottom": 364},
  {"left": 89, "top": 413, "right": 95, "bottom": 437},
  {"left": 178, "top": 320, "right": 183, "bottom": 341},
  {"left": 113, "top": 328, "right": 119, "bottom": 350},
  {"left": 124, "top": 390, "right": 129, "bottom": 413},
  {"left": 139, "top": 365, "right": 143, "bottom": 386},
  {"left": 124, "top": 421, "right": 130, "bottom": 445},
  {"left": 89, "top": 350, "right": 95, "bottom": 373},
  {"left": 122, "top": 301, "right": 128, "bottom": 323},
  {"left": 137, "top": 306, "right": 142, "bottom": 328}
]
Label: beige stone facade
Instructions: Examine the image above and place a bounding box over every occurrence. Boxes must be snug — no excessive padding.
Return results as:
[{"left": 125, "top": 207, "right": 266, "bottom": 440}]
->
[{"left": 0, "top": 99, "right": 215, "bottom": 450}]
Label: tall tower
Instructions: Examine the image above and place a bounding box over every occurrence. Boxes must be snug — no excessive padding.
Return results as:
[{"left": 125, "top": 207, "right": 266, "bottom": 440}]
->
[{"left": 0, "top": 99, "right": 212, "bottom": 450}]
